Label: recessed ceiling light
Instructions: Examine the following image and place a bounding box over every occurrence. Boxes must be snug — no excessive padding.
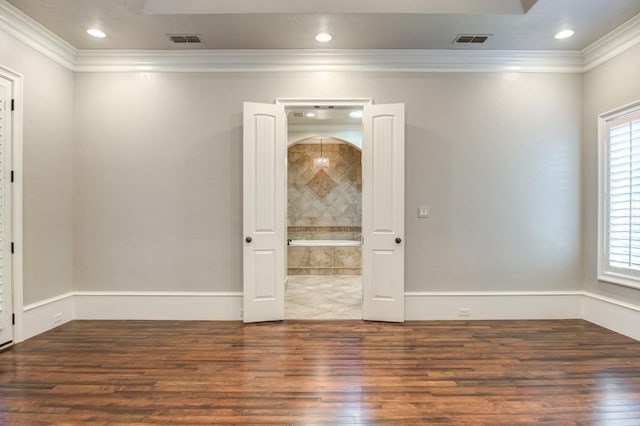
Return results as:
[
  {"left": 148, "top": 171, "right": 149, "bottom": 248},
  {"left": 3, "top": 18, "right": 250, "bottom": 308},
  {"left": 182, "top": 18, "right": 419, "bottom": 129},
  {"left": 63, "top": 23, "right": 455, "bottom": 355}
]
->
[
  {"left": 87, "top": 28, "right": 106, "bottom": 38},
  {"left": 349, "top": 110, "right": 363, "bottom": 118},
  {"left": 305, "top": 112, "right": 316, "bottom": 118},
  {"left": 554, "top": 30, "right": 574, "bottom": 40},
  {"left": 315, "top": 33, "right": 332, "bottom": 43}
]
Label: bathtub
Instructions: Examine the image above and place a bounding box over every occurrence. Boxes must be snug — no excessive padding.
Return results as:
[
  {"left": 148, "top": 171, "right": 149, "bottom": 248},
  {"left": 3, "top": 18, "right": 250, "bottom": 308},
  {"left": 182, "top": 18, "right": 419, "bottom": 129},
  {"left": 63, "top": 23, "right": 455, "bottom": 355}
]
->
[
  {"left": 288, "top": 239, "right": 361, "bottom": 247},
  {"left": 287, "top": 239, "right": 362, "bottom": 275}
]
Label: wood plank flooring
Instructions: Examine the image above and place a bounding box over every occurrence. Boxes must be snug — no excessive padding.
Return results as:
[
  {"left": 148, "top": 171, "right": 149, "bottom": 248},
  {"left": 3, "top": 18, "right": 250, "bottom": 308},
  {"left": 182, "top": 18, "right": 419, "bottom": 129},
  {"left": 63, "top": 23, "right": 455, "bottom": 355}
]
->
[{"left": 0, "top": 320, "right": 639, "bottom": 425}]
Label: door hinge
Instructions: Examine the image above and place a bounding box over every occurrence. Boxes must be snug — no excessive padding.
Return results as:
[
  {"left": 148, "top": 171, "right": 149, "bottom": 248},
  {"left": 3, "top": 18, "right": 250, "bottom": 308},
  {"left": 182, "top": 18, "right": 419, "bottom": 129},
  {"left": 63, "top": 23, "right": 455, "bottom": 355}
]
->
[
  {"left": 11, "top": 99, "right": 14, "bottom": 111},
  {"left": 12, "top": 314, "right": 15, "bottom": 325},
  {"left": 11, "top": 242, "right": 14, "bottom": 254},
  {"left": 10, "top": 170, "right": 14, "bottom": 183}
]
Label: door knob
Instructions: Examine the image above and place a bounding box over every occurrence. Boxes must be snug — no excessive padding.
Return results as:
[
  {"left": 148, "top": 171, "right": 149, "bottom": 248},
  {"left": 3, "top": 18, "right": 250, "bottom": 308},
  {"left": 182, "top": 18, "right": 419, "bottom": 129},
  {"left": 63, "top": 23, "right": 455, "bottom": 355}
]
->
[
  {"left": 395, "top": 237, "right": 402, "bottom": 244},
  {"left": 245, "top": 237, "right": 252, "bottom": 243}
]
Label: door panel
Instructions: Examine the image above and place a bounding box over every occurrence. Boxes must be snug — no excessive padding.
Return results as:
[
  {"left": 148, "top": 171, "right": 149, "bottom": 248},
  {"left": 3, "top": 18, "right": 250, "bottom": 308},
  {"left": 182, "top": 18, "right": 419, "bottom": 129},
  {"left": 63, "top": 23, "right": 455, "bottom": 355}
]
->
[
  {"left": 253, "top": 115, "right": 276, "bottom": 232},
  {"left": 371, "top": 116, "right": 395, "bottom": 232},
  {"left": 254, "top": 249, "right": 277, "bottom": 299},
  {"left": 362, "top": 103, "right": 405, "bottom": 322},
  {"left": 372, "top": 250, "right": 394, "bottom": 299},
  {"left": 243, "top": 102, "right": 286, "bottom": 323}
]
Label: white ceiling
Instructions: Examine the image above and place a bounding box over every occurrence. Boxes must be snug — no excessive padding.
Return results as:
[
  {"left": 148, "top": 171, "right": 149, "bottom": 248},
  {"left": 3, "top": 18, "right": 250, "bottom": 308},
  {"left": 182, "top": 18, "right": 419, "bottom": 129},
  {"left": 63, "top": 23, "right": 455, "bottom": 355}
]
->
[
  {"left": 5, "top": 0, "right": 640, "bottom": 51},
  {"left": 288, "top": 107, "right": 362, "bottom": 126}
]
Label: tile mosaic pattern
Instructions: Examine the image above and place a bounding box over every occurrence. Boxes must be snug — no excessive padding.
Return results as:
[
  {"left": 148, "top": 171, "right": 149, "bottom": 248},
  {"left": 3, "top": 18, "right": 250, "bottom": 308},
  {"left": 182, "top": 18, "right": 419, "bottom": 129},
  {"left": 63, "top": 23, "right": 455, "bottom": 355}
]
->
[
  {"left": 285, "top": 275, "right": 362, "bottom": 319},
  {"left": 288, "top": 143, "right": 362, "bottom": 227},
  {"left": 305, "top": 169, "right": 337, "bottom": 200},
  {"left": 287, "top": 226, "right": 362, "bottom": 241}
]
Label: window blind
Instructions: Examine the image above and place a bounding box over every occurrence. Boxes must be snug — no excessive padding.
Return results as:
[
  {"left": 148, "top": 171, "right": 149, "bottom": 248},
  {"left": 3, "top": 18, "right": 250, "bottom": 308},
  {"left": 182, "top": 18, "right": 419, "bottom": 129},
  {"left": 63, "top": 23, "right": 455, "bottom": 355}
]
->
[{"left": 608, "top": 118, "right": 640, "bottom": 269}]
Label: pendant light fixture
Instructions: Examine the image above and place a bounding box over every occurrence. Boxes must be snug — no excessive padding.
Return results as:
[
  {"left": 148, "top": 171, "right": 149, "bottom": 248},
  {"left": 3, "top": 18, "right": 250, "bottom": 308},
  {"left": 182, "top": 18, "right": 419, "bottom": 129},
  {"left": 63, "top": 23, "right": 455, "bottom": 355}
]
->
[{"left": 313, "top": 137, "right": 330, "bottom": 170}]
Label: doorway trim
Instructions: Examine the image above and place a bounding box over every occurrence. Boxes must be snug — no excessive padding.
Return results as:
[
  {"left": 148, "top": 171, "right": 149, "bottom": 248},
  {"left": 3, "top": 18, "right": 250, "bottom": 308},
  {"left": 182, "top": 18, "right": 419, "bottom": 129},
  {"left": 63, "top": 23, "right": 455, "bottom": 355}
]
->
[
  {"left": 274, "top": 98, "right": 373, "bottom": 319},
  {"left": 0, "top": 65, "right": 24, "bottom": 343},
  {"left": 277, "top": 97, "right": 405, "bottom": 322},
  {"left": 275, "top": 98, "right": 373, "bottom": 107},
  {"left": 279, "top": 98, "right": 372, "bottom": 320}
]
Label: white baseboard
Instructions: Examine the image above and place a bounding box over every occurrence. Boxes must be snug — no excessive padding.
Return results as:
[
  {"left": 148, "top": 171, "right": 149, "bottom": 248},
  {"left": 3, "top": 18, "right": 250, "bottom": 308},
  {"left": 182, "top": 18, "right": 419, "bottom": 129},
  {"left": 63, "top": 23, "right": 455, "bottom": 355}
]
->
[
  {"left": 22, "top": 292, "right": 75, "bottom": 340},
  {"left": 582, "top": 292, "right": 640, "bottom": 341},
  {"left": 20, "top": 290, "right": 640, "bottom": 343},
  {"left": 73, "top": 291, "right": 244, "bottom": 320},
  {"left": 405, "top": 291, "right": 583, "bottom": 320}
]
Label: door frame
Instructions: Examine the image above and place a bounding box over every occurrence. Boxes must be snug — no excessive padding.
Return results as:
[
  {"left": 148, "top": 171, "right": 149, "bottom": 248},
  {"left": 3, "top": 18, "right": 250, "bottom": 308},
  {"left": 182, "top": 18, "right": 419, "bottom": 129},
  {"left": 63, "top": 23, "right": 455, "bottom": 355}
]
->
[
  {"left": 274, "top": 97, "right": 404, "bottom": 321},
  {"left": 0, "top": 66, "right": 24, "bottom": 344},
  {"left": 275, "top": 98, "right": 374, "bottom": 108}
]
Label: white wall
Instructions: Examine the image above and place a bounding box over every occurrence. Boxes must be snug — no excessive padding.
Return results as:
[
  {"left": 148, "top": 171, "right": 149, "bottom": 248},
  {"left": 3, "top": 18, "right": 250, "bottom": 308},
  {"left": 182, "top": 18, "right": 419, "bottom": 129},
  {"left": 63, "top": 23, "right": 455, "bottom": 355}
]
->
[
  {"left": 73, "top": 71, "right": 583, "bottom": 294},
  {"left": 583, "top": 43, "right": 640, "bottom": 306},
  {"left": 404, "top": 72, "right": 583, "bottom": 292},
  {"left": 0, "top": 30, "right": 74, "bottom": 305}
]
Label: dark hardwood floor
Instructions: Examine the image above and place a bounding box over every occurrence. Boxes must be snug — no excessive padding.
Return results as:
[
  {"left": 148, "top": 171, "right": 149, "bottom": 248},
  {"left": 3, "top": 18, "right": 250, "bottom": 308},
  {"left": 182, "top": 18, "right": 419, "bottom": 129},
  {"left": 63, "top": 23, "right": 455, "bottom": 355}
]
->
[{"left": 0, "top": 320, "right": 639, "bottom": 425}]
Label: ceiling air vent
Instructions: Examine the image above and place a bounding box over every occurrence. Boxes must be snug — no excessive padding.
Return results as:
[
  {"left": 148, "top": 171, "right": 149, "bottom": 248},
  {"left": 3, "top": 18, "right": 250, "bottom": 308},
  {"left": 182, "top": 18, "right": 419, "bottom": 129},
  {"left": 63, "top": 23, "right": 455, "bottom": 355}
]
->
[
  {"left": 293, "top": 112, "right": 304, "bottom": 118},
  {"left": 168, "top": 34, "right": 203, "bottom": 44},
  {"left": 453, "top": 34, "right": 491, "bottom": 44}
]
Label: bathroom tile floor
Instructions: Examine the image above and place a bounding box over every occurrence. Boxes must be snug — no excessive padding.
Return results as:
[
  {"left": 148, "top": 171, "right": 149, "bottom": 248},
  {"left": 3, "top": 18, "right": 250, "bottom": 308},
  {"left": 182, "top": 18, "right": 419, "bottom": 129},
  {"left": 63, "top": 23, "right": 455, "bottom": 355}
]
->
[{"left": 285, "top": 275, "right": 362, "bottom": 319}]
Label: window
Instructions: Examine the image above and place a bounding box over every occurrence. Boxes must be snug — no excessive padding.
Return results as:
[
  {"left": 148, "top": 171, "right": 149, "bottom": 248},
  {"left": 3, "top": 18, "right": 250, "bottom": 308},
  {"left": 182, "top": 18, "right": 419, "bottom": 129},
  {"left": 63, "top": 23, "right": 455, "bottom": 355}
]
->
[{"left": 598, "top": 100, "right": 640, "bottom": 289}]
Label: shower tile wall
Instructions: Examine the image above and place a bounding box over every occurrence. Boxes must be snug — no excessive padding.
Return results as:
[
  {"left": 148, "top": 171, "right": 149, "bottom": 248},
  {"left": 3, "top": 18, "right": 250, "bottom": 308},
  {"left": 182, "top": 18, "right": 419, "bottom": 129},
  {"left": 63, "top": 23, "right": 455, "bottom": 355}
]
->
[
  {"left": 288, "top": 143, "right": 362, "bottom": 230},
  {"left": 288, "top": 226, "right": 362, "bottom": 241},
  {"left": 288, "top": 142, "right": 362, "bottom": 275}
]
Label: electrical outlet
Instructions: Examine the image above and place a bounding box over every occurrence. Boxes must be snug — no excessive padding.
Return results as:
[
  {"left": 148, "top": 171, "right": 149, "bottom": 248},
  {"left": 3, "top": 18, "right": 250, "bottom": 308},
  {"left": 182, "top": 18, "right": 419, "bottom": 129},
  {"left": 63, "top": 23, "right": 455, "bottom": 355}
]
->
[
  {"left": 239, "top": 309, "right": 244, "bottom": 319},
  {"left": 458, "top": 308, "right": 470, "bottom": 317},
  {"left": 53, "top": 313, "right": 63, "bottom": 323},
  {"left": 418, "top": 207, "right": 430, "bottom": 218}
]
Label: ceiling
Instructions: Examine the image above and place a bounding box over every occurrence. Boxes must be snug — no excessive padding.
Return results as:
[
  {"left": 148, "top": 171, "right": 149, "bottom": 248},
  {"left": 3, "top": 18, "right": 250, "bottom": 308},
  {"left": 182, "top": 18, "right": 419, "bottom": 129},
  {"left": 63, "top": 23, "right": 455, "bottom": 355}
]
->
[
  {"left": 285, "top": 106, "right": 363, "bottom": 146},
  {"left": 287, "top": 107, "right": 362, "bottom": 126},
  {"left": 5, "top": 0, "right": 640, "bottom": 51}
]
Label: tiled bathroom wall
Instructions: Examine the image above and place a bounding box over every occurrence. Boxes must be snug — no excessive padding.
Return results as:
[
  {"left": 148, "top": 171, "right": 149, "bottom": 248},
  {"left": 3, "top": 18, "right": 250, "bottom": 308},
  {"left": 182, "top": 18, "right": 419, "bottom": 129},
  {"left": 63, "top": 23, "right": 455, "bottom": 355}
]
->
[
  {"left": 288, "top": 245, "right": 361, "bottom": 275},
  {"left": 287, "top": 141, "right": 362, "bottom": 275},
  {"left": 287, "top": 142, "right": 362, "bottom": 228},
  {"left": 287, "top": 226, "right": 361, "bottom": 241}
]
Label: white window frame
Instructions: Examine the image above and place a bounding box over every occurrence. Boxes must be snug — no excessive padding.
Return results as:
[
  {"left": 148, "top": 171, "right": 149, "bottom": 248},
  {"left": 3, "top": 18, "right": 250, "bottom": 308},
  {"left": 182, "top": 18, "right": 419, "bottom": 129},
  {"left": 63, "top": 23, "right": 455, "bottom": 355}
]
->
[{"left": 598, "top": 99, "right": 640, "bottom": 290}]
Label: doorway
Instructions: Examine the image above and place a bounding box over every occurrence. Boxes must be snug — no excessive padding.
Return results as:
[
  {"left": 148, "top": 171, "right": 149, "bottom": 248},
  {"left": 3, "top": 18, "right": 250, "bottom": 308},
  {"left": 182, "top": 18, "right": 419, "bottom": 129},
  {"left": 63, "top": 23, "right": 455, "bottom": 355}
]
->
[
  {"left": 285, "top": 106, "right": 364, "bottom": 319},
  {"left": 242, "top": 98, "right": 405, "bottom": 323}
]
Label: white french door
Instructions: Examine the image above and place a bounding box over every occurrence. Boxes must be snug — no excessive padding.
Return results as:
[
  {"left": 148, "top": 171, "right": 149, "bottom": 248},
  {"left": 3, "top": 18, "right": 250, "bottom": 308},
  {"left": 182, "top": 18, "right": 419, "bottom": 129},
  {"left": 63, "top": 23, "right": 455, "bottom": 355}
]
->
[
  {"left": 0, "top": 75, "right": 13, "bottom": 346},
  {"left": 242, "top": 102, "right": 287, "bottom": 322},
  {"left": 242, "top": 100, "right": 405, "bottom": 323},
  {"left": 362, "top": 103, "right": 405, "bottom": 322}
]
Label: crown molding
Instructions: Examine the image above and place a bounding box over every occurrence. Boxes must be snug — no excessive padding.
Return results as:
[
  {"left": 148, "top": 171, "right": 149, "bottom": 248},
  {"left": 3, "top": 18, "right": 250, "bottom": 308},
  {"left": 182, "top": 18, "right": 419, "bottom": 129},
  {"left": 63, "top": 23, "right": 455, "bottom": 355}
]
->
[
  {"left": 582, "top": 13, "right": 640, "bottom": 72},
  {"left": 1, "top": 0, "right": 639, "bottom": 74},
  {"left": 73, "top": 48, "right": 584, "bottom": 73},
  {"left": 0, "top": 0, "right": 76, "bottom": 70},
  {"left": 144, "top": 0, "right": 532, "bottom": 15}
]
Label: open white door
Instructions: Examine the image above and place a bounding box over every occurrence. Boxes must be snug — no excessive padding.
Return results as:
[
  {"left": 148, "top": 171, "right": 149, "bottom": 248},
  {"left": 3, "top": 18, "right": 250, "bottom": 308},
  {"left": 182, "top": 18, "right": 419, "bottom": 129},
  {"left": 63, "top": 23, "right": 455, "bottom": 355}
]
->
[
  {"left": 0, "top": 75, "right": 13, "bottom": 346},
  {"left": 362, "top": 103, "right": 405, "bottom": 322},
  {"left": 243, "top": 102, "right": 286, "bottom": 322}
]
